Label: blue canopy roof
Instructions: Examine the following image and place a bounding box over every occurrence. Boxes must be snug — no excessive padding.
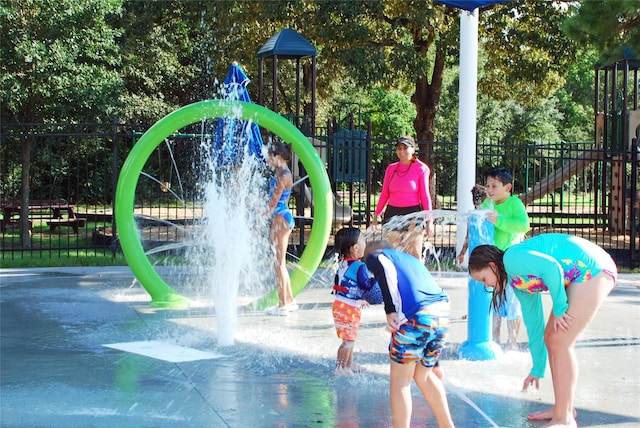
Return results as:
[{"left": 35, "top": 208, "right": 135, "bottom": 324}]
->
[
  {"left": 435, "top": 0, "right": 511, "bottom": 11},
  {"left": 257, "top": 29, "right": 316, "bottom": 59}
]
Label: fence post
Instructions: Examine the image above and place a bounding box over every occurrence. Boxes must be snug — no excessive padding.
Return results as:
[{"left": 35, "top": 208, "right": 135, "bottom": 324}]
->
[
  {"left": 631, "top": 137, "right": 638, "bottom": 268},
  {"left": 111, "top": 115, "right": 119, "bottom": 255}
]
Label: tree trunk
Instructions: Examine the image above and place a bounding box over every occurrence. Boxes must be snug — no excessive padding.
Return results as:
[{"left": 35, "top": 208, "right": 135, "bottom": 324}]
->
[
  {"left": 411, "top": 44, "right": 445, "bottom": 209},
  {"left": 411, "top": 43, "right": 445, "bottom": 165}
]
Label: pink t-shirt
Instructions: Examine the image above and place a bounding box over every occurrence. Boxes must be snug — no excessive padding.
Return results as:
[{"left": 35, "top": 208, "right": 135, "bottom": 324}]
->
[{"left": 374, "top": 160, "right": 432, "bottom": 217}]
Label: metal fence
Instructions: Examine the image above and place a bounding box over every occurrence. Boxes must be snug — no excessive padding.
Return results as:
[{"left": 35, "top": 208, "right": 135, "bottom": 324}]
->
[{"left": 1, "top": 120, "right": 638, "bottom": 268}]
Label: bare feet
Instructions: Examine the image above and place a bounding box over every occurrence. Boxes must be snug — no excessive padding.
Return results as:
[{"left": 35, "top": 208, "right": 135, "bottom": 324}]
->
[
  {"left": 333, "top": 367, "right": 355, "bottom": 377},
  {"left": 541, "top": 418, "right": 577, "bottom": 428},
  {"left": 334, "top": 364, "right": 367, "bottom": 376},
  {"left": 528, "top": 408, "right": 577, "bottom": 421},
  {"left": 350, "top": 363, "right": 367, "bottom": 373}
]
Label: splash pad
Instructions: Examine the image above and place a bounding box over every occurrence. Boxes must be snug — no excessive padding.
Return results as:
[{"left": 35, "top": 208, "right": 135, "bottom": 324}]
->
[
  {"left": 367, "top": 208, "right": 500, "bottom": 360},
  {"left": 115, "top": 100, "right": 332, "bottom": 311}
]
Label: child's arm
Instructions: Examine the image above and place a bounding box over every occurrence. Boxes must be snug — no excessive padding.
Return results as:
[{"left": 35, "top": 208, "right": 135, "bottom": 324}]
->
[
  {"left": 373, "top": 166, "right": 393, "bottom": 225},
  {"left": 516, "top": 292, "right": 547, "bottom": 379},
  {"left": 365, "top": 252, "right": 395, "bottom": 315},
  {"left": 356, "top": 263, "right": 374, "bottom": 291},
  {"left": 456, "top": 226, "right": 470, "bottom": 265}
]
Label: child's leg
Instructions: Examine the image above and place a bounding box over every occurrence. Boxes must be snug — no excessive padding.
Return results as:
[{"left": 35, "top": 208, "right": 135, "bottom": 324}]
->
[
  {"left": 432, "top": 359, "right": 444, "bottom": 380},
  {"left": 333, "top": 303, "right": 361, "bottom": 373},
  {"left": 271, "top": 216, "right": 293, "bottom": 307},
  {"left": 529, "top": 272, "right": 614, "bottom": 426},
  {"left": 336, "top": 339, "right": 354, "bottom": 370},
  {"left": 413, "top": 365, "right": 455, "bottom": 428},
  {"left": 506, "top": 318, "right": 521, "bottom": 349},
  {"left": 389, "top": 360, "right": 416, "bottom": 428},
  {"left": 492, "top": 315, "right": 501, "bottom": 343},
  {"left": 505, "top": 285, "right": 522, "bottom": 349}
]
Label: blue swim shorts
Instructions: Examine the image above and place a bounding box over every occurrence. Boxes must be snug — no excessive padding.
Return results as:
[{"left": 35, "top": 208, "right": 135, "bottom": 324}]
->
[{"left": 389, "top": 301, "right": 450, "bottom": 368}]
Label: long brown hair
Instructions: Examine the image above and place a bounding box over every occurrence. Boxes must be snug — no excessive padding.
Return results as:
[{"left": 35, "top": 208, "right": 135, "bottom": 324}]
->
[{"left": 468, "top": 245, "right": 508, "bottom": 313}]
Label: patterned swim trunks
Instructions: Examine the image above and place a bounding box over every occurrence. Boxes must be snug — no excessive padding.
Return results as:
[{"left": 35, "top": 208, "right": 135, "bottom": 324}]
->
[
  {"left": 332, "top": 300, "right": 362, "bottom": 341},
  {"left": 389, "top": 301, "right": 450, "bottom": 368}
]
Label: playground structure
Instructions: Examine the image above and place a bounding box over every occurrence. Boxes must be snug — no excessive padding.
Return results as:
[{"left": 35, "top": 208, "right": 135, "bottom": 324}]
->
[
  {"left": 520, "top": 58, "right": 640, "bottom": 236},
  {"left": 290, "top": 138, "right": 354, "bottom": 227},
  {"left": 257, "top": 29, "right": 362, "bottom": 233}
]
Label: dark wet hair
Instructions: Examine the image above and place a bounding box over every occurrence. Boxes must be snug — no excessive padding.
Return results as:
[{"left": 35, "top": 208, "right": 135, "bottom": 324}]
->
[
  {"left": 268, "top": 140, "right": 292, "bottom": 161},
  {"left": 363, "top": 239, "right": 393, "bottom": 260},
  {"left": 487, "top": 167, "right": 513, "bottom": 185},
  {"left": 334, "top": 227, "right": 362, "bottom": 258},
  {"left": 471, "top": 184, "right": 487, "bottom": 207},
  {"left": 468, "top": 244, "right": 508, "bottom": 313}
]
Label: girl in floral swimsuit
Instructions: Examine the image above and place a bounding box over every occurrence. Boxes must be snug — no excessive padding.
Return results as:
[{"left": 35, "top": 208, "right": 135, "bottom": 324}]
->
[{"left": 468, "top": 233, "right": 616, "bottom": 428}]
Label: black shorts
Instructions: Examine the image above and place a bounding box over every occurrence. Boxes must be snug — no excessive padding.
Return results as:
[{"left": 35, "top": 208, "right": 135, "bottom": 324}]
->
[{"left": 383, "top": 205, "right": 423, "bottom": 231}]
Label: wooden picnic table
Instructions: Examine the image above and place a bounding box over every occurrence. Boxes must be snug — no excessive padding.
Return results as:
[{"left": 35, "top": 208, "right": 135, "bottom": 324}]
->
[{"left": 1, "top": 199, "right": 86, "bottom": 233}]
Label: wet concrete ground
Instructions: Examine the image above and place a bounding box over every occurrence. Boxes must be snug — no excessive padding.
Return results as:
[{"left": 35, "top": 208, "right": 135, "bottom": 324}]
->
[{"left": 1, "top": 267, "right": 639, "bottom": 427}]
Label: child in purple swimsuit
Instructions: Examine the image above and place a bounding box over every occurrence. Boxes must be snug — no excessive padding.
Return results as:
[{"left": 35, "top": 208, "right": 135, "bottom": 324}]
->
[{"left": 469, "top": 234, "right": 617, "bottom": 428}]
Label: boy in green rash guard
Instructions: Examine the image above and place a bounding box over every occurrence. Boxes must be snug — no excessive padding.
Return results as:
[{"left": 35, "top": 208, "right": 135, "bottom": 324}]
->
[
  {"left": 482, "top": 168, "right": 530, "bottom": 348},
  {"left": 469, "top": 234, "right": 617, "bottom": 428},
  {"left": 458, "top": 168, "right": 530, "bottom": 348},
  {"left": 481, "top": 168, "right": 530, "bottom": 251}
]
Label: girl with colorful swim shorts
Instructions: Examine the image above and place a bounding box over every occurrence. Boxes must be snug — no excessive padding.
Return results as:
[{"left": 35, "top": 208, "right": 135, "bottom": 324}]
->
[{"left": 469, "top": 233, "right": 617, "bottom": 428}]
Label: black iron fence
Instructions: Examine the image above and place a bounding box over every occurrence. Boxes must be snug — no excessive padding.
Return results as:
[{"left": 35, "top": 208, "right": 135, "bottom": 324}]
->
[{"left": 1, "top": 120, "right": 638, "bottom": 268}]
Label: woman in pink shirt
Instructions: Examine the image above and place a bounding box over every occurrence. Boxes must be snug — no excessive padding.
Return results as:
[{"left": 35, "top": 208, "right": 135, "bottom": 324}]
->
[{"left": 372, "top": 136, "right": 433, "bottom": 261}]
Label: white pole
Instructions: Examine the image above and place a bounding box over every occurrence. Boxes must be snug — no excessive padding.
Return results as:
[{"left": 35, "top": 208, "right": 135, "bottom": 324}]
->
[{"left": 456, "top": 8, "right": 479, "bottom": 261}]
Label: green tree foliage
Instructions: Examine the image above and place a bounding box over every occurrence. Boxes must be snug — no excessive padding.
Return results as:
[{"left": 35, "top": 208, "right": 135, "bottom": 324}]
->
[
  {"left": 480, "top": 1, "right": 576, "bottom": 104},
  {"left": 563, "top": 0, "right": 640, "bottom": 64},
  {"left": 551, "top": 47, "right": 599, "bottom": 142},
  {"left": 304, "top": 0, "right": 458, "bottom": 160},
  {"left": 114, "top": 0, "right": 202, "bottom": 123},
  {"left": 364, "top": 87, "right": 417, "bottom": 139},
  {"left": 1, "top": 0, "right": 124, "bottom": 246},
  {"left": 1, "top": 0, "right": 124, "bottom": 123}
]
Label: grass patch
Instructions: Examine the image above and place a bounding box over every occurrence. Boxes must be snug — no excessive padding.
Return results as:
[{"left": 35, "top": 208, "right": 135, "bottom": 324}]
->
[{"left": 1, "top": 251, "right": 128, "bottom": 269}]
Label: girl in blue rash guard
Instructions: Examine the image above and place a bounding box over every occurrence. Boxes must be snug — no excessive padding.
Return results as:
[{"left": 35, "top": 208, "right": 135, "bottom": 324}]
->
[
  {"left": 469, "top": 234, "right": 617, "bottom": 428},
  {"left": 265, "top": 141, "right": 296, "bottom": 316},
  {"left": 365, "top": 241, "right": 455, "bottom": 428}
]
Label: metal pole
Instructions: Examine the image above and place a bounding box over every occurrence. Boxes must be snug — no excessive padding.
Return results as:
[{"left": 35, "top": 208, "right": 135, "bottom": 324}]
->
[{"left": 456, "top": 8, "right": 478, "bottom": 255}]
